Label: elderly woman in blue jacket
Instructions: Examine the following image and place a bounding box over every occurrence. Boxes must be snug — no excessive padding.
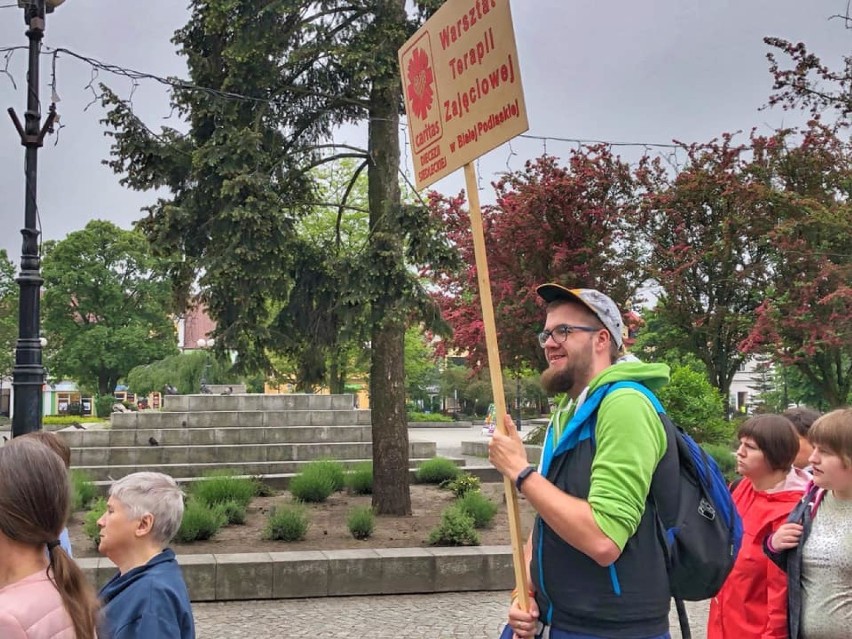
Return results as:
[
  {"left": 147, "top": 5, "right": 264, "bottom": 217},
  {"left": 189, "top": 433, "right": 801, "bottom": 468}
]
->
[{"left": 97, "top": 472, "right": 195, "bottom": 639}]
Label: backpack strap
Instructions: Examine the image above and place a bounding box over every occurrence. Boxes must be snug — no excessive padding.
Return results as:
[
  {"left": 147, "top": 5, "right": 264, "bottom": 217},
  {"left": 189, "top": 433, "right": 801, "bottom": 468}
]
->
[{"left": 593, "top": 381, "right": 691, "bottom": 639}]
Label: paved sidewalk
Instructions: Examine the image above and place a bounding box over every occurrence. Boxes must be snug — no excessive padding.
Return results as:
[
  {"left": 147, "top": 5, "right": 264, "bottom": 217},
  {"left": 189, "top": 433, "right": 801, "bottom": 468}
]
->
[{"left": 194, "top": 591, "right": 709, "bottom": 638}]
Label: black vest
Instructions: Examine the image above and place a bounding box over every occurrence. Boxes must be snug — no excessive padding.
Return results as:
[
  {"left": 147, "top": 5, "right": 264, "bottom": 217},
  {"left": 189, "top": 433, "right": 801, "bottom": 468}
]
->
[{"left": 531, "top": 434, "right": 671, "bottom": 638}]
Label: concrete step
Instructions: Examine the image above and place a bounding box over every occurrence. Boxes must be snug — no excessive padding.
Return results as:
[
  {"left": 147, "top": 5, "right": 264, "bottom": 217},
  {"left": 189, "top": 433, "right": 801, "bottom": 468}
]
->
[
  {"left": 78, "top": 545, "right": 513, "bottom": 601},
  {"left": 74, "top": 455, "right": 457, "bottom": 482},
  {"left": 57, "top": 425, "right": 373, "bottom": 448},
  {"left": 160, "top": 393, "right": 356, "bottom": 413},
  {"left": 110, "top": 409, "right": 371, "bottom": 430},
  {"left": 72, "top": 441, "right": 437, "bottom": 468}
]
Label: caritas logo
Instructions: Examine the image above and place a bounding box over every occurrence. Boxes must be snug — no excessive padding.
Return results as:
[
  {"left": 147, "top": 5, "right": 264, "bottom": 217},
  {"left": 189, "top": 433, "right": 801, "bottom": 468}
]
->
[{"left": 406, "top": 47, "right": 434, "bottom": 120}]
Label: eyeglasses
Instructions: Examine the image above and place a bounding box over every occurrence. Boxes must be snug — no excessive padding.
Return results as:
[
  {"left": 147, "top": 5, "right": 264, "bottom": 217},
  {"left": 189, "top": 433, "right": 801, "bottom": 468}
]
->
[{"left": 537, "top": 324, "right": 600, "bottom": 348}]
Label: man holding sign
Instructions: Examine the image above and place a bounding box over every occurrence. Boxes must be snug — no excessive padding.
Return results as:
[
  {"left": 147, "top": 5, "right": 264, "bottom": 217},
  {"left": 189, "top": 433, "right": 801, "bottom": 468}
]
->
[{"left": 489, "top": 284, "right": 672, "bottom": 639}]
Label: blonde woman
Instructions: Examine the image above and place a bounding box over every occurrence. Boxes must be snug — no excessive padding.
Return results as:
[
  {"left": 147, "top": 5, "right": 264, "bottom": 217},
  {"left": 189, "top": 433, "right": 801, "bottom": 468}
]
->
[{"left": 766, "top": 408, "right": 852, "bottom": 639}]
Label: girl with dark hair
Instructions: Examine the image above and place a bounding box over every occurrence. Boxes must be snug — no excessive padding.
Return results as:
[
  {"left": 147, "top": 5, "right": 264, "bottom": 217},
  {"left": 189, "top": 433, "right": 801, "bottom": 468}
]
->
[
  {"left": 708, "top": 414, "right": 810, "bottom": 639},
  {"left": 0, "top": 438, "right": 100, "bottom": 638}
]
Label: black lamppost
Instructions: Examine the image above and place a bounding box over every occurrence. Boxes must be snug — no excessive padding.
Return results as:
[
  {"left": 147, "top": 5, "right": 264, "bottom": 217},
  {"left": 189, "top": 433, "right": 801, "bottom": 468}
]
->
[{"left": 8, "top": 0, "right": 65, "bottom": 438}]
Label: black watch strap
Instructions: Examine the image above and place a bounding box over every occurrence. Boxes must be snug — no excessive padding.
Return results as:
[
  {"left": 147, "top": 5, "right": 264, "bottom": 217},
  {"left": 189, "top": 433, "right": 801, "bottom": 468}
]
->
[{"left": 515, "top": 465, "right": 537, "bottom": 492}]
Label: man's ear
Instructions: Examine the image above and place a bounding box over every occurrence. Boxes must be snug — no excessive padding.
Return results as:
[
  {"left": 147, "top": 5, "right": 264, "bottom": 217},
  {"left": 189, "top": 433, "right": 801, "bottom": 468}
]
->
[
  {"left": 135, "top": 513, "right": 154, "bottom": 538},
  {"left": 593, "top": 328, "right": 610, "bottom": 354}
]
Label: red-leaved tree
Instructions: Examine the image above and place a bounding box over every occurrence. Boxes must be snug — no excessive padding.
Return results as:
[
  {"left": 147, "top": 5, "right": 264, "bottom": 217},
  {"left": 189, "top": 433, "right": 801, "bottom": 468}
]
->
[
  {"left": 639, "top": 133, "right": 778, "bottom": 399},
  {"left": 741, "top": 123, "right": 852, "bottom": 407},
  {"left": 429, "top": 150, "right": 647, "bottom": 373}
]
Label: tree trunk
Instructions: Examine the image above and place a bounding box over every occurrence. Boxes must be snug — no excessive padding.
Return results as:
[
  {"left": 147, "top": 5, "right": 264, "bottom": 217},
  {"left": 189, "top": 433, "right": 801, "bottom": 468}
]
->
[{"left": 368, "top": 0, "right": 411, "bottom": 516}]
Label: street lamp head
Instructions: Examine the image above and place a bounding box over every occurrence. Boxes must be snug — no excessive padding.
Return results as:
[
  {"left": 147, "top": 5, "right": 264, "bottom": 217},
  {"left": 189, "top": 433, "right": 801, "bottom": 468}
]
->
[
  {"left": 39, "top": 337, "right": 47, "bottom": 347},
  {"left": 196, "top": 337, "right": 215, "bottom": 349}
]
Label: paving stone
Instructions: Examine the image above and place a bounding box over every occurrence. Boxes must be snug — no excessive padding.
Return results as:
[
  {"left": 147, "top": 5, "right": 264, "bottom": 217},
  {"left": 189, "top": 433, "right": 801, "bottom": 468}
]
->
[{"left": 192, "top": 592, "right": 709, "bottom": 639}]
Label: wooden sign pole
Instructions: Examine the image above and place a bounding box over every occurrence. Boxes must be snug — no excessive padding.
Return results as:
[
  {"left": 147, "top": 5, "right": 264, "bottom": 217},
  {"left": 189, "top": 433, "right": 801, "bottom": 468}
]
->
[{"left": 463, "top": 161, "right": 530, "bottom": 610}]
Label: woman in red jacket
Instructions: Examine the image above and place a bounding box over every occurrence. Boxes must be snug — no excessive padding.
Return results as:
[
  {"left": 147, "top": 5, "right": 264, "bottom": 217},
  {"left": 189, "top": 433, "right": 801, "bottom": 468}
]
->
[{"left": 708, "top": 414, "right": 810, "bottom": 639}]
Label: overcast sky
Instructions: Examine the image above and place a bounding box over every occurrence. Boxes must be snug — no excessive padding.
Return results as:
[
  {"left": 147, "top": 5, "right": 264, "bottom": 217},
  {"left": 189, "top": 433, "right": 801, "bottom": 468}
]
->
[{"left": 0, "top": 0, "right": 848, "bottom": 264}]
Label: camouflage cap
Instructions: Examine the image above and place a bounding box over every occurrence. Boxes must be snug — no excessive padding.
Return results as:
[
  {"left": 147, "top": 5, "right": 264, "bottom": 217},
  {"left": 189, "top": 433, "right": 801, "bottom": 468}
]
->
[{"left": 536, "top": 284, "right": 624, "bottom": 350}]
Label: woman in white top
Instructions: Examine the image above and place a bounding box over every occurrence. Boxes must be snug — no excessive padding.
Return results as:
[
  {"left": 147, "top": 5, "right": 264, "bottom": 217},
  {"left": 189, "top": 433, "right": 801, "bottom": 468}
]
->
[{"left": 766, "top": 407, "right": 852, "bottom": 639}]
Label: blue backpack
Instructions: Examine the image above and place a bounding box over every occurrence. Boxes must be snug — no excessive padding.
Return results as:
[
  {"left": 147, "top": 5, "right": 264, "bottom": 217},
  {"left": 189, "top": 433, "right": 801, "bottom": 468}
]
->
[{"left": 590, "top": 382, "right": 743, "bottom": 638}]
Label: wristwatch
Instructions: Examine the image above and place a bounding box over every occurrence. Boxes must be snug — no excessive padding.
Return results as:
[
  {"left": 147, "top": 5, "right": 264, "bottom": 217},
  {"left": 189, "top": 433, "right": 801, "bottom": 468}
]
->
[{"left": 515, "top": 465, "right": 537, "bottom": 492}]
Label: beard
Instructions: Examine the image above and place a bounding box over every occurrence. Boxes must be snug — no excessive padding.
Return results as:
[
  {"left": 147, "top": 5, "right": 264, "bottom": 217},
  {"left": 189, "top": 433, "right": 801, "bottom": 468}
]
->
[
  {"left": 540, "top": 343, "right": 593, "bottom": 396},
  {"left": 540, "top": 366, "right": 576, "bottom": 395}
]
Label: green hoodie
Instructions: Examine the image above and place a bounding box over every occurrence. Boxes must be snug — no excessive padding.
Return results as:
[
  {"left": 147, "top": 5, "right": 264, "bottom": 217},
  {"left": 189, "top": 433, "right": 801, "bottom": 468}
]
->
[{"left": 549, "top": 361, "right": 670, "bottom": 550}]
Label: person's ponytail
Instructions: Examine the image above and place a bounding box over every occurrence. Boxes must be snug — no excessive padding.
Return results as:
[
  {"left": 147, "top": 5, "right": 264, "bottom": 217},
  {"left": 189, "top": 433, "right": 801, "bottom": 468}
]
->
[{"left": 48, "top": 545, "right": 100, "bottom": 639}]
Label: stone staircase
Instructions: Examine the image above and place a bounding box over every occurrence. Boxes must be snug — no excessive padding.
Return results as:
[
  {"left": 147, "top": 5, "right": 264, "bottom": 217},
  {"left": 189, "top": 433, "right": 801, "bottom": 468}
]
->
[{"left": 57, "top": 393, "right": 444, "bottom": 482}]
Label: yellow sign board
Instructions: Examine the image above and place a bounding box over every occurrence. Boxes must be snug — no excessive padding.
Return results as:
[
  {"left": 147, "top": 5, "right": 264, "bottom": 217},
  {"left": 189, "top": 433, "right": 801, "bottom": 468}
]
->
[{"left": 399, "top": 0, "right": 529, "bottom": 189}]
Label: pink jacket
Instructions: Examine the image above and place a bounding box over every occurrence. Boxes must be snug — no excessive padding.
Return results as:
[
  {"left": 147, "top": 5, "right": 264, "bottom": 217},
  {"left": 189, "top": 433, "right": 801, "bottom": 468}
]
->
[{"left": 0, "top": 570, "right": 75, "bottom": 638}]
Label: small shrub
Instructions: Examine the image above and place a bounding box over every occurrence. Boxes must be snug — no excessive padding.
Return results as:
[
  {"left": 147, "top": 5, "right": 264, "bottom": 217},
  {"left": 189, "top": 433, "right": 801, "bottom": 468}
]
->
[
  {"left": 347, "top": 506, "right": 375, "bottom": 540},
  {"left": 289, "top": 465, "right": 336, "bottom": 503},
  {"left": 308, "top": 459, "right": 345, "bottom": 492},
  {"left": 218, "top": 500, "right": 247, "bottom": 525},
  {"left": 250, "top": 476, "right": 275, "bottom": 497},
  {"left": 415, "top": 457, "right": 461, "bottom": 484},
  {"left": 192, "top": 473, "right": 256, "bottom": 508},
  {"left": 71, "top": 470, "right": 99, "bottom": 511},
  {"left": 701, "top": 443, "right": 738, "bottom": 482},
  {"left": 94, "top": 395, "right": 117, "bottom": 418},
  {"left": 83, "top": 498, "right": 107, "bottom": 548},
  {"left": 174, "top": 499, "right": 227, "bottom": 543},
  {"left": 427, "top": 504, "right": 480, "bottom": 546},
  {"left": 456, "top": 491, "right": 498, "bottom": 528},
  {"left": 345, "top": 461, "right": 373, "bottom": 495},
  {"left": 525, "top": 421, "right": 548, "bottom": 446},
  {"left": 265, "top": 505, "right": 310, "bottom": 542},
  {"left": 441, "top": 473, "right": 480, "bottom": 497}
]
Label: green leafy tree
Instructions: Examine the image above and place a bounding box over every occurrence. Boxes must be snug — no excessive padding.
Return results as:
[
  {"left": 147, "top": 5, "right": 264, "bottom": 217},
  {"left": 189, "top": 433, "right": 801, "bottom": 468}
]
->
[
  {"left": 126, "top": 351, "right": 232, "bottom": 396},
  {"left": 0, "top": 250, "right": 17, "bottom": 384},
  {"left": 656, "top": 365, "right": 732, "bottom": 444},
  {"left": 100, "top": 0, "right": 455, "bottom": 515},
  {"left": 630, "top": 306, "right": 705, "bottom": 374},
  {"left": 404, "top": 328, "right": 440, "bottom": 409},
  {"left": 41, "top": 221, "right": 178, "bottom": 395}
]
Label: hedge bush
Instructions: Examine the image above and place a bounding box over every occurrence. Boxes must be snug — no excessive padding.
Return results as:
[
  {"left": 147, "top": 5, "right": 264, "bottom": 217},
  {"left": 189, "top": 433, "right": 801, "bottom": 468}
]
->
[
  {"left": 174, "top": 499, "right": 227, "bottom": 543},
  {"left": 407, "top": 412, "right": 454, "bottom": 423},
  {"left": 265, "top": 505, "right": 310, "bottom": 541},
  {"left": 415, "top": 457, "right": 461, "bottom": 484},
  {"left": 71, "top": 470, "right": 98, "bottom": 512},
  {"left": 347, "top": 506, "right": 375, "bottom": 540},
  {"left": 345, "top": 461, "right": 373, "bottom": 495},
  {"left": 43, "top": 415, "right": 109, "bottom": 425},
  {"left": 94, "top": 395, "right": 117, "bottom": 418},
  {"left": 427, "top": 504, "right": 480, "bottom": 546}
]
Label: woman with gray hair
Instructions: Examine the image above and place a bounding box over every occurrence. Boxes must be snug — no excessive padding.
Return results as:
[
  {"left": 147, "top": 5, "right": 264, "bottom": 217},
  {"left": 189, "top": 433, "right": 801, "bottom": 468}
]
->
[{"left": 97, "top": 471, "right": 195, "bottom": 639}]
